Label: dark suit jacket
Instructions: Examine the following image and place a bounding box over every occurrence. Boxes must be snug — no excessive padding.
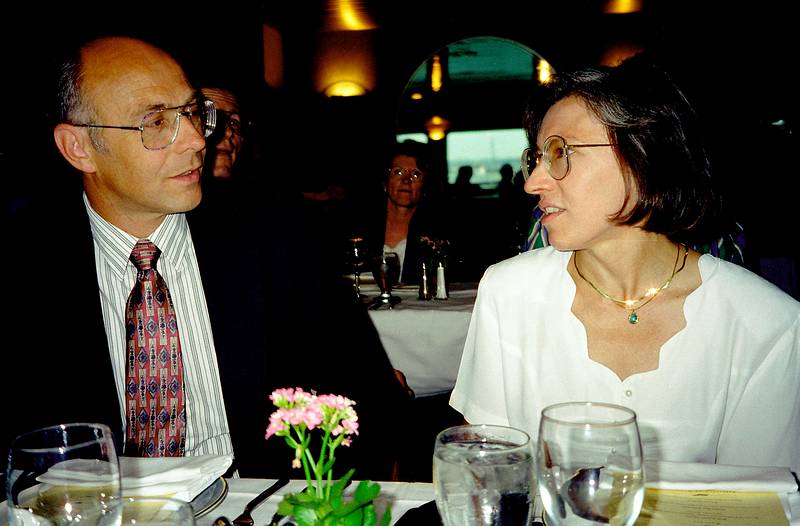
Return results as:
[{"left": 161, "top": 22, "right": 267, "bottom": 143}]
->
[{"left": 2, "top": 177, "right": 409, "bottom": 481}]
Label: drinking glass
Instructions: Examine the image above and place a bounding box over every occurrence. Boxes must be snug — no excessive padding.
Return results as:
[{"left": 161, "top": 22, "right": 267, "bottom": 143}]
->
[
  {"left": 369, "top": 251, "right": 401, "bottom": 308},
  {"left": 536, "top": 402, "right": 644, "bottom": 526},
  {"left": 5, "top": 423, "right": 122, "bottom": 525},
  {"left": 433, "top": 424, "right": 534, "bottom": 526},
  {"left": 99, "top": 496, "right": 196, "bottom": 526}
]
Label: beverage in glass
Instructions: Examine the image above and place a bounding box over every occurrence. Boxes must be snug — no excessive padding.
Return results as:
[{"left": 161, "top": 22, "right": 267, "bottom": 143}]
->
[
  {"left": 5, "top": 423, "right": 121, "bottom": 525},
  {"left": 433, "top": 424, "right": 533, "bottom": 526}
]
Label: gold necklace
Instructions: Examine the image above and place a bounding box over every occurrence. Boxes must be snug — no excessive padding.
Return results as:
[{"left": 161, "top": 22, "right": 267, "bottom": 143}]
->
[{"left": 574, "top": 244, "right": 688, "bottom": 325}]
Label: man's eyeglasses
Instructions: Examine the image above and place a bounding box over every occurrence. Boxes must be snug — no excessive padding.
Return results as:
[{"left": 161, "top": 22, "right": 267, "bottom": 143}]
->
[
  {"left": 388, "top": 167, "right": 425, "bottom": 182},
  {"left": 72, "top": 100, "right": 217, "bottom": 151},
  {"left": 521, "top": 134, "right": 614, "bottom": 181}
]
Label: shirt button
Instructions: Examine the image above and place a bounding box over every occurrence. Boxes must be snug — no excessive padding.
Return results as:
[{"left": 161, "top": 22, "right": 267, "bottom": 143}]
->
[{"left": 624, "top": 389, "right": 633, "bottom": 397}]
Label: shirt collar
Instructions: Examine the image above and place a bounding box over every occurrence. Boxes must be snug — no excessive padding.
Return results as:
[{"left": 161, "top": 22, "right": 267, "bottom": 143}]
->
[{"left": 84, "top": 193, "right": 190, "bottom": 278}]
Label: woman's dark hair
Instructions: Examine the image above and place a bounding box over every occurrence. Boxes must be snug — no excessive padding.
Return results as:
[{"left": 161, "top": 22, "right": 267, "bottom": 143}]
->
[
  {"left": 523, "top": 54, "right": 720, "bottom": 243},
  {"left": 389, "top": 139, "right": 432, "bottom": 173}
]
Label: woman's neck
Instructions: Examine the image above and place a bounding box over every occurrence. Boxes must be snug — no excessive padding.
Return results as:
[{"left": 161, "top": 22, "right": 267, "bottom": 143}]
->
[{"left": 571, "top": 233, "right": 679, "bottom": 299}]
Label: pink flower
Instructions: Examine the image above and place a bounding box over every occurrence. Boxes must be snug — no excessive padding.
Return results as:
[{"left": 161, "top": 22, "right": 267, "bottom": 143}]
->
[{"left": 265, "top": 387, "right": 362, "bottom": 475}]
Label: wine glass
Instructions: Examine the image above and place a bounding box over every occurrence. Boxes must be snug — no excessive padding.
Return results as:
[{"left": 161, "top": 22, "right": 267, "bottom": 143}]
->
[
  {"left": 347, "top": 237, "right": 368, "bottom": 300},
  {"left": 5, "top": 422, "right": 122, "bottom": 525},
  {"left": 369, "top": 251, "right": 401, "bottom": 309},
  {"left": 100, "top": 496, "right": 196, "bottom": 526},
  {"left": 536, "top": 402, "right": 644, "bottom": 526},
  {"left": 433, "top": 424, "right": 534, "bottom": 526}
]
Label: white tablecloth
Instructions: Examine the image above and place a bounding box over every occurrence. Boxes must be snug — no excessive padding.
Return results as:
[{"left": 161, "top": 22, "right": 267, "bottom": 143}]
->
[
  {"left": 364, "top": 284, "right": 477, "bottom": 397},
  {"left": 198, "top": 464, "right": 800, "bottom": 525},
  {"left": 197, "top": 478, "right": 434, "bottom": 525}
]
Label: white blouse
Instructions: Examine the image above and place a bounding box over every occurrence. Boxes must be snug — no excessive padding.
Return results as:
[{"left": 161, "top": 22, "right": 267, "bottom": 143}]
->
[{"left": 451, "top": 247, "right": 800, "bottom": 472}]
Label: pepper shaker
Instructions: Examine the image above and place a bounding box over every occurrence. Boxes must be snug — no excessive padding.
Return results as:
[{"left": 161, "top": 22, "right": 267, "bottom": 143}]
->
[{"left": 418, "top": 262, "right": 432, "bottom": 300}]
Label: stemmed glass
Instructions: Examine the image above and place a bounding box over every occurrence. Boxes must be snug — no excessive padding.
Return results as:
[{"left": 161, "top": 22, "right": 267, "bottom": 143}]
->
[
  {"left": 369, "top": 251, "right": 401, "bottom": 309},
  {"left": 347, "top": 237, "right": 368, "bottom": 300},
  {"left": 433, "top": 424, "right": 534, "bottom": 526},
  {"left": 5, "top": 422, "right": 122, "bottom": 525},
  {"left": 536, "top": 402, "right": 645, "bottom": 526}
]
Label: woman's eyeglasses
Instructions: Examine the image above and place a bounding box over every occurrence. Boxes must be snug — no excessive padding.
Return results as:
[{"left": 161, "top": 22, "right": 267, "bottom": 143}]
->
[
  {"left": 521, "top": 135, "right": 613, "bottom": 181},
  {"left": 388, "top": 167, "right": 425, "bottom": 182}
]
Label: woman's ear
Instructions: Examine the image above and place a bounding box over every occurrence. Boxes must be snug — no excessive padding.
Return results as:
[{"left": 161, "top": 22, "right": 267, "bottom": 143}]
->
[{"left": 53, "top": 124, "right": 98, "bottom": 173}]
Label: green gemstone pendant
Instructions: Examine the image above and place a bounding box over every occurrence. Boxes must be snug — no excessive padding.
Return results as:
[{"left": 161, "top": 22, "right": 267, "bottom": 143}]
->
[{"left": 628, "top": 311, "right": 639, "bottom": 324}]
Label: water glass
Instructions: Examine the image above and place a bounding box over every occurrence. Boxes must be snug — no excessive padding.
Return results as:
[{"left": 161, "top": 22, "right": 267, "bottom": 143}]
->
[
  {"left": 433, "top": 424, "right": 534, "bottom": 526},
  {"left": 536, "top": 402, "right": 644, "bottom": 526},
  {"left": 5, "top": 422, "right": 121, "bottom": 526}
]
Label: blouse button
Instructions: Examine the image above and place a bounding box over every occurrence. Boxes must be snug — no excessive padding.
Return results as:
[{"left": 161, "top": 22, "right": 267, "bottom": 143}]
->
[{"left": 624, "top": 389, "right": 633, "bottom": 397}]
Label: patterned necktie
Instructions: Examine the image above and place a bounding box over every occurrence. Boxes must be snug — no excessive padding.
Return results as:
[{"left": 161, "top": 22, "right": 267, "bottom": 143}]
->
[{"left": 124, "top": 239, "right": 186, "bottom": 456}]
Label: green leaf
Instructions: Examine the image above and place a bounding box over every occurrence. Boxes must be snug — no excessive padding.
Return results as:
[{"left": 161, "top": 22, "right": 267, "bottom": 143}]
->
[
  {"left": 276, "top": 499, "right": 295, "bottom": 516},
  {"left": 340, "top": 508, "right": 363, "bottom": 526},
  {"left": 292, "top": 505, "right": 319, "bottom": 526},
  {"left": 333, "top": 469, "right": 355, "bottom": 495},
  {"left": 354, "top": 480, "right": 381, "bottom": 503},
  {"left": 288, "top": 491, "right": 319, "bottom": 505},
  {"left": 378, "top": 505, "right": 392, "bottom": 526},
  {"left": 362, "top": 503, "right": 376, "bottom": 526}
]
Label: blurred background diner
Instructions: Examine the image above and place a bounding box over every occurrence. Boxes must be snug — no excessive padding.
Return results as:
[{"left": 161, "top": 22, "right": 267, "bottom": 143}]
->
[{"left": 1, "top": 0, "right": 796, "bottom": 482}]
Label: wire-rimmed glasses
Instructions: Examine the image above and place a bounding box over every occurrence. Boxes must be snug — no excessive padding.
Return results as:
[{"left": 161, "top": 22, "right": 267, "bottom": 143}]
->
[
  {"left": 73, "top": 99, "right": 217, "bottom": 150},
  {"left": 521, "top": 135, "right": 613, "bottom": 181},
  {"left": 388, "top": 167, "right": 425, "bottom": 182}
]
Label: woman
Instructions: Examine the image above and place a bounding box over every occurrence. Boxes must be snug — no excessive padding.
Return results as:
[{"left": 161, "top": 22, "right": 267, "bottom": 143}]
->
[
  {"left": 364, "top": 140, "right": 448, "bottom": 284},
  {"left": 450, "top": 56, "right": 800, "bottom": 471}
]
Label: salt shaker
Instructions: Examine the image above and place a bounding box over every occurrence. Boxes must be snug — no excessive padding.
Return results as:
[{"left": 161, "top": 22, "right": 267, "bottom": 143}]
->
[
  {"left": 435, "top": 261, "right": 448, "bottom": 300},
  {"left": 418, "top": 262, "right": 432, "bottom": 300}
]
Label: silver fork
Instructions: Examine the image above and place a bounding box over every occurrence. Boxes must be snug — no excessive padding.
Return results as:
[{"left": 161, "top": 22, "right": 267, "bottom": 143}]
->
[{"left": 232, "top": 478, "right": 290, "bottom": 526}]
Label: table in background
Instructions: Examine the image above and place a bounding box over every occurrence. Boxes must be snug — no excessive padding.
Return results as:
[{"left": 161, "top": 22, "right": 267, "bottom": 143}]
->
[{"left": 362, "top": 282, "right": 477, "bottom": 397}]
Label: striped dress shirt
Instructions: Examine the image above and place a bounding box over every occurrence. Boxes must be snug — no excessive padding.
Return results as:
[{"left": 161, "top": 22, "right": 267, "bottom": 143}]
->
[{"left": 84, "top": 194, "right": 233, "bottom": 457}]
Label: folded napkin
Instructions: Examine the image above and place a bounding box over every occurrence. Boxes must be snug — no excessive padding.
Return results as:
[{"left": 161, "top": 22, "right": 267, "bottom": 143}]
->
[
  {"left": 120, "top": 454, "right": 233, "bottom": 501},
  {"left": 645, "top": 460, "right": 798, "bottom": 493}
]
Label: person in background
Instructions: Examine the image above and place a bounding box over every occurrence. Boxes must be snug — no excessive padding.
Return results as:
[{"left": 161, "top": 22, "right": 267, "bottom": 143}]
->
[
  {"left": 201, "top": 86, "right": 243, "bottom": 179},
  {"left": 451, "top": 55, "right": 799, "bottom": 472},
  {"left": 1, "top": 35, "right": 409, "bottom": 480},
  {"left": 356, "top": 140, "right": 450, "bottom": 284}
]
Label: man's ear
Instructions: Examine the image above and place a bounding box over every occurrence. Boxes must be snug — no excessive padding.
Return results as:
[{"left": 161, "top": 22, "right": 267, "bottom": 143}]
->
[{"left": 53, "top": 124, "right": 98, "bottom": 173}]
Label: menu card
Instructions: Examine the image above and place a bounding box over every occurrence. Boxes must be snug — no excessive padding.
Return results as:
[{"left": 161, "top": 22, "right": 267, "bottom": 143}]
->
[{"left": 636, "top": 488, "right": 789, "bottom": 525}]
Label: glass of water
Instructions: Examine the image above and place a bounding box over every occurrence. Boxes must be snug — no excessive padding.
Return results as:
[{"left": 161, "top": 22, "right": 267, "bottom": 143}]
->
[
  {"left": 536, "top": 402, "right": 644, "bottom": 526},
  {"left": 433, "top": 424, "right": 534, "bottom": 526}
]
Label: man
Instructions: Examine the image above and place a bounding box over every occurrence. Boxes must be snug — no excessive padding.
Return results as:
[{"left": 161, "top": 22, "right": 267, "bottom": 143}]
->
[
  {"left": 2, "top": 36, "right": 408, "bottom": 479},
  {"left": 200, "top": 87, "right": 243, "bottom": 180}
]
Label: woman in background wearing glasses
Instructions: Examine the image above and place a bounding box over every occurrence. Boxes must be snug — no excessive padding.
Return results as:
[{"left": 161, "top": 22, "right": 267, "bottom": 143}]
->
[
  {"left": 357, "top": 139, "right": 450, "bottom": 284},
  {"left": 451, "top": 55, "right": 800, "bottom": 472}
]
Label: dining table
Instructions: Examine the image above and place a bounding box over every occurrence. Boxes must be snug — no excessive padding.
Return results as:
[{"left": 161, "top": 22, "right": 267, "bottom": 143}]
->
[
  {"left": 361, "top": 281, "right": 478, "bottom": 398},
  {"left": 199, "top": 478, "right": 434, "bottom": 525},
  {"left": 198, "top": 460, "right": 800, "bottom": 525}
]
